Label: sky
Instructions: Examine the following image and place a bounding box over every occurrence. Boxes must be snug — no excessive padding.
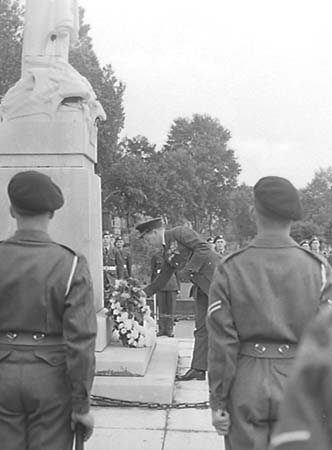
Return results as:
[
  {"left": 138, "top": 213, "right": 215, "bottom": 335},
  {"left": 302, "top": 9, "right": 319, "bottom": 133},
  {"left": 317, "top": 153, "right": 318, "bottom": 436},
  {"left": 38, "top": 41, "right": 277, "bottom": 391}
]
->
[{"left": 78, "top": 0, "right": 332, "bottom": 188}]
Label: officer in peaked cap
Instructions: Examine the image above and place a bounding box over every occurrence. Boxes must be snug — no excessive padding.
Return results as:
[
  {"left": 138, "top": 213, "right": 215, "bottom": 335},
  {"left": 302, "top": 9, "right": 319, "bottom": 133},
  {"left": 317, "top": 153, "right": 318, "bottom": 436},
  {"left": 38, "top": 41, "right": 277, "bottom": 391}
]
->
[
  {"left": 136, "top": 216, "right": 221, "bottom": 380},
  {"left": 0, "top": 170, "right": 97, "bottom": 449},
  {"left": 136, "top": 217, "right": 164, "bottom": 238},
  {"left": 207, "top": 175, "right": 332, "bottom": 450}
]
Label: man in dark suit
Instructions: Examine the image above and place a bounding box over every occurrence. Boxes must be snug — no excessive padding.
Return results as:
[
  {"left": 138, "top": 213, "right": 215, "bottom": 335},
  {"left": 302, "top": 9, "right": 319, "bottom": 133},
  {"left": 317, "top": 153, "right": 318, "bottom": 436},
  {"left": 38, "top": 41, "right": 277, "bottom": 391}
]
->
[
  {"left": 151, "top": 250, "right": 181, "bottom": 337},
  {"left": 136, "top": 217, "right": 220, "bottom": 380}
]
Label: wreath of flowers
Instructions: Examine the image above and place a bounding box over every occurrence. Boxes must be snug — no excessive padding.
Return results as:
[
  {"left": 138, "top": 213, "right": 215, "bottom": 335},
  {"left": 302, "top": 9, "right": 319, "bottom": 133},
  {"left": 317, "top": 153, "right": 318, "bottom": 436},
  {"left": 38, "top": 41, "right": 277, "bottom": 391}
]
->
[{"left": 104, "top": 278, "right": 156, "bottom": 348}]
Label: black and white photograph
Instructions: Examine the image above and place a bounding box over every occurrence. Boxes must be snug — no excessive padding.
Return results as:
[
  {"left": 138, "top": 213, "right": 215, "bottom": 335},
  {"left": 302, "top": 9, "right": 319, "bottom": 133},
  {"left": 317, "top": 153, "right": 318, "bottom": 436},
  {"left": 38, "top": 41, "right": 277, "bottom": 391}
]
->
[{"left": 1, "top": 0, "right": 332, "bottom": 449}]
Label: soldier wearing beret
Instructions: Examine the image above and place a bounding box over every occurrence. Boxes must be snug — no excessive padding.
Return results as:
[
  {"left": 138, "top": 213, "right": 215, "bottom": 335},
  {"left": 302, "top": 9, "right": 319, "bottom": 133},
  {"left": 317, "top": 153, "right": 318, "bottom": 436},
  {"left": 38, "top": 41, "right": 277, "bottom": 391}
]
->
[
  {"left": 269, "top": 304, "right": 332, "bottom": 450},
  {"left": 207, "top": 176, "right": 332, "bottom": 450},
  {"left": 136, "top": 218, "right": 220, "bottom": 380},
  {"left": 0, "top": 171, "right": 97, "bottom": 450}
]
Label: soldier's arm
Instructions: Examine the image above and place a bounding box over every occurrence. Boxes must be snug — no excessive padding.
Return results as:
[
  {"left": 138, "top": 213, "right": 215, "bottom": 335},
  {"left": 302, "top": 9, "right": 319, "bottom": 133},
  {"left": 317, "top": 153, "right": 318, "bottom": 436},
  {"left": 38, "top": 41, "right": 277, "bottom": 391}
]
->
[
  {"left": 63, "top": 254, "right": 97, "bottom": 414},
  {"left": 172, "top": 226, "right": 211, "bottom": 273},
  {"left": 207, "top": 262, "right": 239, "bottom": 412},
  {"left": 270, "top": 309, "right": 332, "bottom": 450}
]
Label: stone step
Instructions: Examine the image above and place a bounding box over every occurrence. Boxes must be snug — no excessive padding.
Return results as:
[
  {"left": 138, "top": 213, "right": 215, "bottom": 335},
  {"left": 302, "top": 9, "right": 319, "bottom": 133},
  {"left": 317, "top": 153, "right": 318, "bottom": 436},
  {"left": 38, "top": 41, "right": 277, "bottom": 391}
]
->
[
  {"left": 95, "top": 340, "right": 156, "bottom": 376},
  {"left": 92, "top": 338, "right": 178, "bottom": 404}
]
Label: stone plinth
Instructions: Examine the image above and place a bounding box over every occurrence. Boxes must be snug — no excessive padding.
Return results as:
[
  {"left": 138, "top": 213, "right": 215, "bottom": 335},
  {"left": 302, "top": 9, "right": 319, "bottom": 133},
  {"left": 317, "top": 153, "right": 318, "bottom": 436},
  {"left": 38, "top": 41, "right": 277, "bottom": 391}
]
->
[
  {"left": 96, "top": 341, "right": 156, "bottom": 377},
  {"left": 92, "top": 339, "right": 178, "bottom": 403}
]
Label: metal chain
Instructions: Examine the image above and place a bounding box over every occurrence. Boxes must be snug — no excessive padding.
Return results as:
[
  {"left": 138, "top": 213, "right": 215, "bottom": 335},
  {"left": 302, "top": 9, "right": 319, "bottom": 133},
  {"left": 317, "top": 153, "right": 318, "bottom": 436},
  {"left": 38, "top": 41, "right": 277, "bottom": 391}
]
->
[{"left": 91, "top": 394, "right": 209, "bottom": 410}]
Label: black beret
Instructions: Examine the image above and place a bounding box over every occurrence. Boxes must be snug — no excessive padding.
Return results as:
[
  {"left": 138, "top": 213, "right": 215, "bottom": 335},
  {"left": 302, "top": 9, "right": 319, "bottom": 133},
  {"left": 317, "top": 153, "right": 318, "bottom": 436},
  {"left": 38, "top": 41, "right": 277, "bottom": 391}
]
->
[
  {"left": 136, "top": 217, "right": 163, "bottom": 238},
  {"left": 8, "top": 170, "right": 64, "bottom": 213},
  {"left": 254, "top": 176, "right": 303, "bottom": 221}
]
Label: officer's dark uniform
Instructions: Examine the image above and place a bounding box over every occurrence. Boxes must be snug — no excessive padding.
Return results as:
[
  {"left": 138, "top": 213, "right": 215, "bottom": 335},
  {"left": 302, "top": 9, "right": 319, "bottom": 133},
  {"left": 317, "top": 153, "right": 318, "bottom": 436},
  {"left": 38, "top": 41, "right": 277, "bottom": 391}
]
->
[
  {"left": 207, "top": 176, "right": 332, "bottom": 450},
  {"left": 0, "top": 171, "right": 97, "bottom": 450},
  {"left": 137, "top": 220, "right": 220, "bottom": 375},
  {"left": 270, "top": 305, "right": 332, "bottom": 450},
  {"left": 151, "top": 250, "right": 180, "bottom": 337}
]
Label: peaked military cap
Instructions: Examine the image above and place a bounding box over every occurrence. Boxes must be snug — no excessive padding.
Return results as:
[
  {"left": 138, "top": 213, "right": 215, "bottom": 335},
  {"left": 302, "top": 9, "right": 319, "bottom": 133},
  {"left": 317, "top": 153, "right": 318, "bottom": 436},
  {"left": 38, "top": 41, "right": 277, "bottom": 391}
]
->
[
  {"left": 136, "top": 217, "right": 163, "bottom": 238},
  {"left": 254, "top": 176, "right": 303, "bottom": 220},
  {"left": 8, "top": 170, "right": 64, "bottom": 213}
]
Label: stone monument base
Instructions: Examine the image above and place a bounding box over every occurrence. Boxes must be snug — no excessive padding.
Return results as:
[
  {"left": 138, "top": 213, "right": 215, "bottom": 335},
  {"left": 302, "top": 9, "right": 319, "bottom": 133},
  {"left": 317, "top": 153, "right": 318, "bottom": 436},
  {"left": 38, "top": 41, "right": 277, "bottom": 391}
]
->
[
  {"left": 92, "top": 339, "right": 178, "bottom": 403},
  {"left": 96, "top": 341, "right": 156, "bottom": 377}
]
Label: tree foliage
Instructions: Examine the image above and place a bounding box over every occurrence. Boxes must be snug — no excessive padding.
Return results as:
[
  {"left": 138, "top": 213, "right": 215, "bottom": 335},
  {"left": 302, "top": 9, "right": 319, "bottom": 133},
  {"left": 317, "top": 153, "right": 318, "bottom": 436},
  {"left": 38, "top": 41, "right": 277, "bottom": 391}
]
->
[
  {"left": 0, "top": 0, "right": 23, "bottom": 99},
  {"left": 228, "top": 183, "right": 256, "bottom": 245},
  {"left": 300, "top": 168, "right": 332, "bottom": 242},
  {"left": 158, "top": 114, "right": 241, "bottom": 232}
]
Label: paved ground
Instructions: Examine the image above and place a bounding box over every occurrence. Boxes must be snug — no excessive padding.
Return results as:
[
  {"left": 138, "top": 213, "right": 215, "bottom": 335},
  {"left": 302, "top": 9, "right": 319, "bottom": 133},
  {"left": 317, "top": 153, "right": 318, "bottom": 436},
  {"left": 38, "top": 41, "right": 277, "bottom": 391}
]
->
[{"left": 86, "top": 320, "right": 225, "bottom": 450}]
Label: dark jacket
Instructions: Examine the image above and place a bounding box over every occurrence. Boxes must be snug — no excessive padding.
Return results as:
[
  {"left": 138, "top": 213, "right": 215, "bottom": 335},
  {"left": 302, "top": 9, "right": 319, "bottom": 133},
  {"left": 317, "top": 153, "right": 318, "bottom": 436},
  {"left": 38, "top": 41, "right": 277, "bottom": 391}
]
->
[
  {"left": 150, "top": 251, "right": 180, "bottom": 291},
  {"left": 103, "top": 245, "right": 124, "bottom": 279},
  {"left": 207, "top": 235, "right": 332, "bottom": 411},
  {"left": 270, "top": 305, "right": 332, "bottom": 450},
  {"left": 0, "top": 229, "right": 97, "bottom": 413},
  {"left": 144, "top": 226, "right": 219, "bottom": 297}
]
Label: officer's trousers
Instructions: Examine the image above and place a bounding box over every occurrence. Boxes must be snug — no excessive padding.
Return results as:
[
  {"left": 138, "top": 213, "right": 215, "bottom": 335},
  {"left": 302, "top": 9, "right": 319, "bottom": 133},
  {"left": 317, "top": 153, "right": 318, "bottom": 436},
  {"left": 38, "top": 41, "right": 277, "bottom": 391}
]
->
[
  {"left": 191, "top": 288, "right": 208, "bottom": 371},
  {"left": 0, "top": 344, "right": 73, "bottom": 450},
  {"left": 225, "top": 355, "right": 293, "bottom": 450},
  {"left": 157, "top": 291, "right": 177, "bottom": 335}
]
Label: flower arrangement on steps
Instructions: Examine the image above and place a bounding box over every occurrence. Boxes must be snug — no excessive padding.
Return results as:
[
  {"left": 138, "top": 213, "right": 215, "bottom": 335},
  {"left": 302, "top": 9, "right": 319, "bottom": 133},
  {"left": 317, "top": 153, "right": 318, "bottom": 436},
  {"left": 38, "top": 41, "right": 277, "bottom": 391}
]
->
[{"left": 104, "top": 278, "right": 156, "bottom": 348}]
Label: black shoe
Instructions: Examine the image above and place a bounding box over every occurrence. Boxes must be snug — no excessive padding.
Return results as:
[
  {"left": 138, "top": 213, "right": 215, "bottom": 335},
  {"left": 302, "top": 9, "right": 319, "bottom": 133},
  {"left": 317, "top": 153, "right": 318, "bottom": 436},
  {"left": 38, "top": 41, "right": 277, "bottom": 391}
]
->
[
  {"left": 176, "top": 368, "right": 206, "bottom": 381},
  {"left": 157, "top": 331, "right": 166, "bottom": 337},
  {"left": 166, "top": 333, "right": 174, "bottom": 338}
]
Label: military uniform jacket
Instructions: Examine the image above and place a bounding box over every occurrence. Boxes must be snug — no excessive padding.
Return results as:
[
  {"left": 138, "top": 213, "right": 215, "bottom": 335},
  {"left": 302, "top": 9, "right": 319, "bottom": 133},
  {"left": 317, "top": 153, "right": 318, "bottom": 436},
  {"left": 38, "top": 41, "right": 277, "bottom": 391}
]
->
[
  {"left": 270, "top": 305, "right": 332, "bottom": 450},
  {"left": 0, "top": 230, "right": 97, "bottom": 414},
  {"left": 103, "top": 245, "right": 124, "bottom": 279},
  {"left": 145, "top": 226, "right": 220, "bottom": 297},
  {"left": 150, "top": 251, "right": 180, "bottom": 291},
  {"left": 207, "top": 234, "right": 332, "bottom": 411}
]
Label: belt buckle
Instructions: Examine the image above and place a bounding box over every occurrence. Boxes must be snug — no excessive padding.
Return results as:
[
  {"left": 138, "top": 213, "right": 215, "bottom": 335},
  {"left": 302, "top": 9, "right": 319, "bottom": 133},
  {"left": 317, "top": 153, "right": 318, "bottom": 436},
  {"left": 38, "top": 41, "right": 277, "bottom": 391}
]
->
[
  {"left": 33, "top": 333, "right": 46, "bottom": 341},
  {"left": 6, "top": 332, "right": 17, "bottom": 341},
  {"left": 278, "top": 344, "right": 290, "bottom": 354},
  {"left": 254, "top": 343, "right": 266, "bottom": 354}
]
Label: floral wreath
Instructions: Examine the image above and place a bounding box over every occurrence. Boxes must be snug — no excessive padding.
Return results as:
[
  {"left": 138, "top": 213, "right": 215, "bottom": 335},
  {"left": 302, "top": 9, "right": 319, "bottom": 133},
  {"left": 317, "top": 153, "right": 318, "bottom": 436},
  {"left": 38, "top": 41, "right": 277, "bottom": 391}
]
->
[{"left": 104, "top": 278, "right": 156, "bottom": 348}]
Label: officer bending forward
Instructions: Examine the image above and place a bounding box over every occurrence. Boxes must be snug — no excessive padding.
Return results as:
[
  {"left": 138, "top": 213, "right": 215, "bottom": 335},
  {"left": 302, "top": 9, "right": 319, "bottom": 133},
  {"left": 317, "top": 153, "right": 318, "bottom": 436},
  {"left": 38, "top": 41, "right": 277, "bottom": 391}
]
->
[
  {"left": 0, "top": 171, "right": 97, "bottom": 450},
  {"left": 207, "top": 176, "right": 332, "bottom": 450}
]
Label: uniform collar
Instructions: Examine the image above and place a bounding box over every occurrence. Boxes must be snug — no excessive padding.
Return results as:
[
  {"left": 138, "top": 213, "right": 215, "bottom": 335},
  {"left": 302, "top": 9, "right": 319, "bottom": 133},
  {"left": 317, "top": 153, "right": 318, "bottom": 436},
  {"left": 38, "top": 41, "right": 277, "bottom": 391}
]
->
[
  {"left": 12, "top": 229, "right": 52, "bottom": 242},
  {"left": 250, "top": 233, "right": 298, "bottom": 248}
]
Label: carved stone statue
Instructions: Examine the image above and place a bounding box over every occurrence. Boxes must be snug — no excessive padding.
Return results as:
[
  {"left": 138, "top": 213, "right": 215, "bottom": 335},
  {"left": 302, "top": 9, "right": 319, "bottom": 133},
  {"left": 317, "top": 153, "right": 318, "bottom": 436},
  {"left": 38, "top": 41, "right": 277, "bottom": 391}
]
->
[
  {"left": 22, "top": 0, "right": 79, "bottom": 73},
  {"left": 0, "top": 0, "right": 105, "bottom": 142}
]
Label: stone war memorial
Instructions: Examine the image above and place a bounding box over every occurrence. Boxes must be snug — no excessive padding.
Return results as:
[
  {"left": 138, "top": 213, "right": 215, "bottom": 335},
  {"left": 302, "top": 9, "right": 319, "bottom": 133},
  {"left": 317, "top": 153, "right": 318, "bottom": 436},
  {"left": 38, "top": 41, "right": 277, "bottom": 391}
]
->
[{"left": 0, "top": 0, "right": 177, "bottom": 403}]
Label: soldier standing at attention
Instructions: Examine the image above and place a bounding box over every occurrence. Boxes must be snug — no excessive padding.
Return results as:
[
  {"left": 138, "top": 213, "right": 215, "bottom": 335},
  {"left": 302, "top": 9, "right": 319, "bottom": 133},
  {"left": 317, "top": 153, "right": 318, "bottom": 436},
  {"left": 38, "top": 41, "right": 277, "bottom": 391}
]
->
[
  {"left": 136, "top": 218, "right": 220, "bottom": 380},
  {"left": 207, "top": 176, "right": 332, "bottom": 450},
  {"left": 103, "top": 231, "right": 124, "bottom": 286},
  {"left": 0, "top": 171, "right": 97, "bottom": 450}
]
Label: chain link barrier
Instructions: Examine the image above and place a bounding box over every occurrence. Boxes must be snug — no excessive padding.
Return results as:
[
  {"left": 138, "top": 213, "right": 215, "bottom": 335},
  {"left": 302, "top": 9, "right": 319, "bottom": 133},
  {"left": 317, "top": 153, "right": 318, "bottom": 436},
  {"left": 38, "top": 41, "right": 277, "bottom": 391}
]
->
[{"left": 91, "top": 395, "right": 209, "bottom": 410}]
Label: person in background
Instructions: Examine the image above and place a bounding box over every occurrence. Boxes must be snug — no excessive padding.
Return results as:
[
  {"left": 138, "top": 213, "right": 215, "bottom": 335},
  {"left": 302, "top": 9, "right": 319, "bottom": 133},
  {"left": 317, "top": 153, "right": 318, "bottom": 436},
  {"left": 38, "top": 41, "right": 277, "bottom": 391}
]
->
[
  {"left": 207, "top": 176, "right": 332, "bottom": 450},
  {"left": 103, "top": 231, "right": 124, "bottom": 287},
  {"left": 151, "top": 249, "right": 181, "bottom": 337},
  {"left": 207, "top": 237, "right": 215, "bottom": 249},
  {"left": 270, "top": 304, "right": 332, "bottom": 450},
  {"left": 115, "top": 236, "right": 132, "bottom": 279},
  {"left": 309, "top": 236, "right": 321, "bottom": 254},
  {"left": 214, "top": 235, "right": 226, "bottom": 255},
  {"left": 136, "top": 217, "right": 220, "bottom": 381},
  {"left": 0, "top": 171, "right": 97, "bottom": 449},
  {"left": 299, "top": 239, "right": 310, "bottom": 249}
]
